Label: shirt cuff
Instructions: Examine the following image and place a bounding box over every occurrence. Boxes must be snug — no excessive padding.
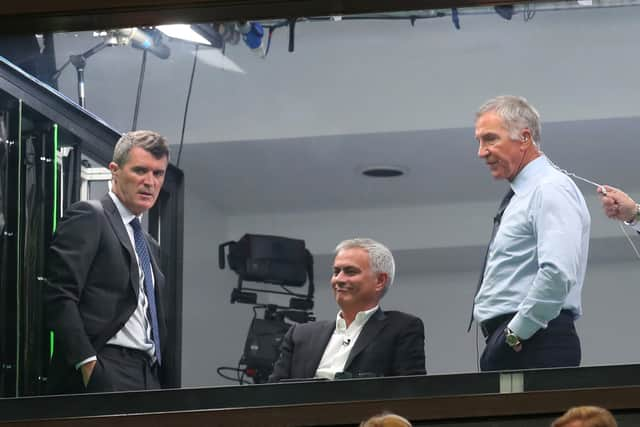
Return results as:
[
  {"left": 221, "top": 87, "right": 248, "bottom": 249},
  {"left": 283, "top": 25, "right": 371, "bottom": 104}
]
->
[
  {"left": 507, "top": 312, "right": 542, "bottom": 340},
  {"left": 75, "top": 355, "right": 97, "bottom": 370}
]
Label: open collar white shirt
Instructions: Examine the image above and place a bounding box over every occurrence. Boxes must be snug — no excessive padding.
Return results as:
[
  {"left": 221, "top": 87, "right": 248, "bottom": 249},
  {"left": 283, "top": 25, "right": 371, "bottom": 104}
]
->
[{"left": 314, "top": 305, "right": 379, "bottom": 379}]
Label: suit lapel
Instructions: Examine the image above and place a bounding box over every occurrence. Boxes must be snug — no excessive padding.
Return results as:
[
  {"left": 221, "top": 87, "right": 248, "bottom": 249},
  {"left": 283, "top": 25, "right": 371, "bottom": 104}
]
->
[
  {"left": 306, "top": 321, "right": 334, "bottom": 377},
  {"left": 345, "top": 309, "right": 387, "bottom": 369},
  {"left": 101, "top": 195, "right": 138, "bottom": 296}
]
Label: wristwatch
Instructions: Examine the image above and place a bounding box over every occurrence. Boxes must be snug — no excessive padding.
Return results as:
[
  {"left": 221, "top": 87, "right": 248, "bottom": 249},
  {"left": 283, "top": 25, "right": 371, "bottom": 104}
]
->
[
  {"left": 504, "top": 327, "right": 523, "bottom": 352},
  {"left": 623, "top": 203, "right": 640, "bottom": 226}
]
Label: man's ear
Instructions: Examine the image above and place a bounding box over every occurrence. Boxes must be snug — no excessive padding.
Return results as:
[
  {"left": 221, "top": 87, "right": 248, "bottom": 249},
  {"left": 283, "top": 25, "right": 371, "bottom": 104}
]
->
[
  {"left": 519, "top": 131, "right": 532, "bottom": 152},
  {"left": 376, "top": 272, "right": 388, "bottom": 292}
]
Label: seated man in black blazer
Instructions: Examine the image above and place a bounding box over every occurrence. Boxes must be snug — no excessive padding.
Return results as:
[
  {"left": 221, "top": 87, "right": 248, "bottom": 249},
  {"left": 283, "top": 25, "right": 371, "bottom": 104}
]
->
[{"left": 269, "top": 238, "right": 426, "bottom": 381}]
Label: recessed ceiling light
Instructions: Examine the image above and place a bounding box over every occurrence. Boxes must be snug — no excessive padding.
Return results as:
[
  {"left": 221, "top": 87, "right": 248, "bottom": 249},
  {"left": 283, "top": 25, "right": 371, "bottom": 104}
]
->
[{"left": 361, "top": 166, "right": 406, "bottom": 178}]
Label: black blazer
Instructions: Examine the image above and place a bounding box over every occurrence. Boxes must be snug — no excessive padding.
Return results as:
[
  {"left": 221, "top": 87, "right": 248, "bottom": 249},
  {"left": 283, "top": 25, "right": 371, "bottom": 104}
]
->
[
  {"left": 269, "top": 309, "right": 426, "bottom": 382},
  {"left": 44, "top": 195, "right": 168, "bottom": 393}
]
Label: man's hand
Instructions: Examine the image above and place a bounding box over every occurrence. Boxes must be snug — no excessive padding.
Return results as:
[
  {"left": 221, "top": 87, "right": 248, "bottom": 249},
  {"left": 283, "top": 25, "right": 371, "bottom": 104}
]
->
[
  {"left": 80, "top": 360, "right": 97, "bottom": 387},
  {"left": 598, "top": 185, "right": 637, "bottom": 222}
]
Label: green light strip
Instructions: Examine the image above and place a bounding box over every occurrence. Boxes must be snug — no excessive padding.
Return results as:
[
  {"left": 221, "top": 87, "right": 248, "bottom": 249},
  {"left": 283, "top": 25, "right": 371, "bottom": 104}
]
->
[
  {"left": 15, "top": 99, "right": 22, "bottom": 397},
  {"left": 51, "top": 123, "right": 59, "bottom": 360},
  {"left": 52, "top": 123, "right": 58, "bottom": 233}
]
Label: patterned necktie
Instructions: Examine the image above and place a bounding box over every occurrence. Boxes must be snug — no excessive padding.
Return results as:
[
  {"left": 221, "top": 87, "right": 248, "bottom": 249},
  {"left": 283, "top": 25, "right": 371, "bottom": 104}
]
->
[
  {"left": 467, "top": 189, "right": 515, "bottom": 332},
  {"left": 130, "top": 217, "right": 162, "bottom": 365}
]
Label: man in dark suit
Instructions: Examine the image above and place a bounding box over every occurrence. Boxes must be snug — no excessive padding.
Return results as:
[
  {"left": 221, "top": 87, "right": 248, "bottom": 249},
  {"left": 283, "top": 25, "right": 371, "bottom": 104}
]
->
[
  {"left": 45, "top": 130, "right": 169, "bottom": 394},
  {"left": 269, "top": 238, "right": 426, "bottom": 381}
]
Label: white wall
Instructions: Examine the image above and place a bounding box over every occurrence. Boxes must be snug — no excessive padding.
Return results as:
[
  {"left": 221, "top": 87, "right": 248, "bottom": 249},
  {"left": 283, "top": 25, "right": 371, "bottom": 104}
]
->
[
  {"left": 180, "top": 189, "right": 255, "bottom": 386},
  {"left": 579, "top": 261, "right": 640, "bottom": 367}
]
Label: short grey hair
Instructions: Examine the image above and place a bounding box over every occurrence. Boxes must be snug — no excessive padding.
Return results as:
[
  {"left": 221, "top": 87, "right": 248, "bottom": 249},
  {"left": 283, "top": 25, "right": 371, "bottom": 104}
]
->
[
  {"left": 112, "top": 130, "right": 170, "bottom": 166},
  {"left": 476, "top": 95, "right": 541, "bottom": 146},
  {"left": 335, "top": 238, "right": 396, "bottom": 296}
]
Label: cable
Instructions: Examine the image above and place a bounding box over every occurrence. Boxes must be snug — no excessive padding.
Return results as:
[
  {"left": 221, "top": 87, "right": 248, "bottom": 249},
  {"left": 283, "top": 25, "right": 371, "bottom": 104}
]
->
[
  {"left": 131, "top": 49, "right": 148, "bottom": 131},
  {"left": 264, "top": 26, "right": 276, "bottom": 57},
  {"left": 217, "top": 366, "right": 246, "bottom": 383},
  {"left": 288, "top": 18, "right": 296, "bottom": 52},
  {"left": 523, "top": 1, "right": 537, "bottom": 21},
  {"left": 545, "top": 153, "right": 604, "bottom": 191},
  {"left": 619, "top": 222, "right": 640, "bottom": 260},
  {"left": 304, "top": 14, "right": 445, "bottom": 22},
  {"left": 176, "top": 44, "right": 199, "bottom": 168},
  {"left": 546, "top": 154, "right": 640, "bottom": 264}
]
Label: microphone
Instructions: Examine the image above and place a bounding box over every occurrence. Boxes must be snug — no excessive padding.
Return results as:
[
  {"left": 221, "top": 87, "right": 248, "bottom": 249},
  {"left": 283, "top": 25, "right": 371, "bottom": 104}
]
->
[{"left": 342, "top": 338, "right": 351, "bottom": 346}]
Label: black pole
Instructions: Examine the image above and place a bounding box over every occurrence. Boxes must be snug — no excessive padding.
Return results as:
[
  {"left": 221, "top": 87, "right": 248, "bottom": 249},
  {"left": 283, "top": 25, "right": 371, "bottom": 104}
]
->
[
  {"left": 53, "top": 41, "right": 110, "bottom": 107},
  {"left": 73, "top": 61, "right": 85, "bottom": 108},
  {"left": 288, "top": 18, "right": 296, "bottom": 52}
]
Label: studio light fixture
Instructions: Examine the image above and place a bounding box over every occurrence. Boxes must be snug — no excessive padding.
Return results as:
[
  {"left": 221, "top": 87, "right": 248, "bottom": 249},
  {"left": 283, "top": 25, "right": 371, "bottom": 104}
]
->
[
  {"left": 156, "top": 24, "right": 213, "bottom": 46},
  {"left": 157, "top": 23, "right": 246, "bottom": 73},
  {"left": 157, "top": 22, "right": 264, "bottom": 50}
]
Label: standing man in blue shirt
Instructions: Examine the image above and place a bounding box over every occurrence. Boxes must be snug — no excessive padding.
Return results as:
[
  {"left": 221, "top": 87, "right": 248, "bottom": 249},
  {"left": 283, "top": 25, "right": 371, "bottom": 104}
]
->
[{"left": 472, "top": 95, "right": 591, "bottom": 371}]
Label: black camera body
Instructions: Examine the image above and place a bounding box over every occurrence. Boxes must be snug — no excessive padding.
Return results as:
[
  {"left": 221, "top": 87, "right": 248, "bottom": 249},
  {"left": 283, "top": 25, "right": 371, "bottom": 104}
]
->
[{"left": 219, "top": 234, "right": 311, "bottom": 287}]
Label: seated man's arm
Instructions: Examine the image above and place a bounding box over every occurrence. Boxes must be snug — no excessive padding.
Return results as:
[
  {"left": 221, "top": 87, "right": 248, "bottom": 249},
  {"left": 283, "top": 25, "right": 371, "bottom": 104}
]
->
[
  {"left": 391, "top": 315, "right": 426, "bottom": 376},
  {"left": 268, "top": 324, "right": 296, "bottom": 382}
]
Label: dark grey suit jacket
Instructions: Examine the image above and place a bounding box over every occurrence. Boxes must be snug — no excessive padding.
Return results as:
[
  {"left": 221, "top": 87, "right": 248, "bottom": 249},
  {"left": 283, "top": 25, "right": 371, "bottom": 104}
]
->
[
  {"left": 44, "top": 195, "right": 168, "bottom": 393},
  {"left": 268, "top": 309, "right": 426, "bottom": 382}
]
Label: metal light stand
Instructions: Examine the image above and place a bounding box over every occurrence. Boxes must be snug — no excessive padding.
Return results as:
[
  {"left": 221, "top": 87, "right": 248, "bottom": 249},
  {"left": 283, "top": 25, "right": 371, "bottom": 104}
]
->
[{"left": 51, "top": 41, "right": 110, "bottom": 108}]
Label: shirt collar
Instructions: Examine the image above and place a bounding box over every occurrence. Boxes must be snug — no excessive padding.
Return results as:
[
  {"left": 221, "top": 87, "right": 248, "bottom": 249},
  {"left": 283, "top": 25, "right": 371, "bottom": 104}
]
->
[
  {"left": 510, "top": 155, "right": 550, "bottom": 196},
  {"left": 108, "top": 191, "right": 141, "bottom": 225},
  {"left": 335, "top": 305, "right": 379, "bottom": 332}
]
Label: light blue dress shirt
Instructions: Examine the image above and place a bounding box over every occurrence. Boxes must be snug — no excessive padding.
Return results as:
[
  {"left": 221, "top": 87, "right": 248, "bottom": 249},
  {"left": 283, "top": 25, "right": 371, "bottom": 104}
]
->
[{"left": 473, "top": 155, "right": 591, "bottom": 340}]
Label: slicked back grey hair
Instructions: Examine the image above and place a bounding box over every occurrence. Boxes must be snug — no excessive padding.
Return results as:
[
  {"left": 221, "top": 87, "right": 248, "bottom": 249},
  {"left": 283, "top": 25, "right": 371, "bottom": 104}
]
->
[
  {"left": 112, "top": 130, "right": 170, "bottom": 166},
  {"left": 335, "top": 238, "right": 396, "bottom": 297},
  {"left": 476, "top": 95, "right": 542, "bottom": 146}
]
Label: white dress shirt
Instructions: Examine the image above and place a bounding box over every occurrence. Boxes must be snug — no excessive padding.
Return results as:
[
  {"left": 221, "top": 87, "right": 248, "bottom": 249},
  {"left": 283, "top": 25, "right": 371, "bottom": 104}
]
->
[
  {"left": 76, "top": 193, "right": 156, "bottom": 369},
  {"left": 314, "top": 305, "right": 379, "bottom": 379},
  {"left": 106, "top": 191, "right": 156, "bottom": 358}
]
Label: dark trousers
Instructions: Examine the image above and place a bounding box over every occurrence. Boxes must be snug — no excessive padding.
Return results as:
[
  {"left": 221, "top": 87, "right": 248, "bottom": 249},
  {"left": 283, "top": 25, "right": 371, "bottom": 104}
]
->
[
  {"left": 480, "top": 311, "right": 581, "bottom": 372},
  {"left": 84, "top": 345, "right": 161, "bottom": 393}
]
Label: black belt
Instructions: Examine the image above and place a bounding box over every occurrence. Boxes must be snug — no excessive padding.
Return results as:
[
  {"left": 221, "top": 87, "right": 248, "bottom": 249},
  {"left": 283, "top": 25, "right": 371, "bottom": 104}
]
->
[
  {"left": 102, "top": 344, "right": 156, "bottom": 366},
  {"left": 479, "top": 309, "right": 574, "bottom": 339},
  {"left": 479, "top": 312, "right": 516, "bottom": 339}
]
